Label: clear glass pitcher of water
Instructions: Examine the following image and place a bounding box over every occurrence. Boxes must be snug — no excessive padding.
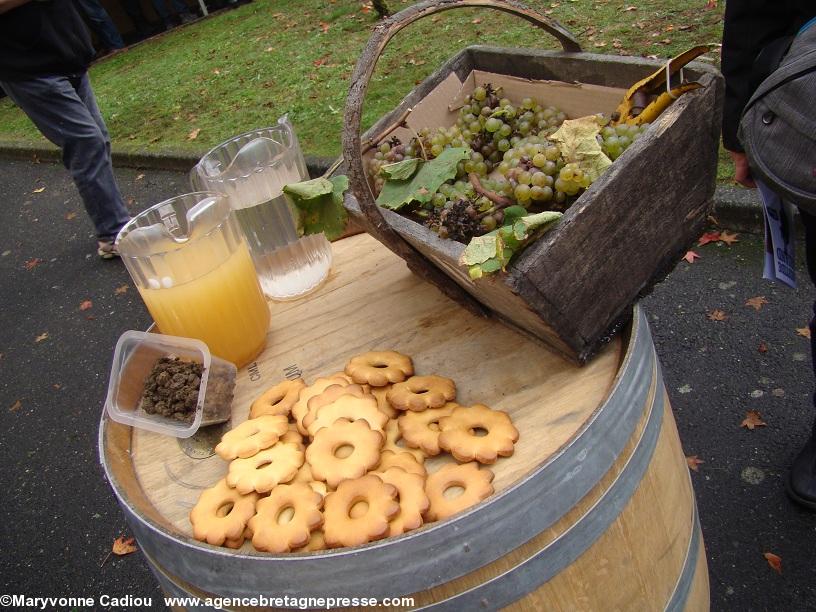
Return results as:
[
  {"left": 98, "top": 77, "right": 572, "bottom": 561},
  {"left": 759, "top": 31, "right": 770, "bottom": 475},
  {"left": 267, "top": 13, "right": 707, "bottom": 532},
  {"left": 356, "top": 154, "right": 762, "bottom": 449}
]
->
[
  {"left": 190, "top": 117, "right": 332, "bottom": 300},
  {"left": 116, "top": 192, "right": 270, "bottom": 369}
]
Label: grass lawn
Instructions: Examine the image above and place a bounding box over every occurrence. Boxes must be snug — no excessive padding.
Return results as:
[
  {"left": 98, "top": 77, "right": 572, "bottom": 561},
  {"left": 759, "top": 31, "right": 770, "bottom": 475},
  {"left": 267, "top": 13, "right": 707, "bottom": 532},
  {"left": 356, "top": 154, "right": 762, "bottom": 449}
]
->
[{"left": 0, "top": 0, "right": 732, "bottom": 176}]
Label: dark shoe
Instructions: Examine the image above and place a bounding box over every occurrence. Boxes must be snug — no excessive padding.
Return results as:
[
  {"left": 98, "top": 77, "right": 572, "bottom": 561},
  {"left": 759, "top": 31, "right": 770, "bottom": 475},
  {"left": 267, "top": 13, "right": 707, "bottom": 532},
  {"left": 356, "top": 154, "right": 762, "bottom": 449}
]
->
[{"left": 786, "top": 436, "right": 816, "bottom": 511}]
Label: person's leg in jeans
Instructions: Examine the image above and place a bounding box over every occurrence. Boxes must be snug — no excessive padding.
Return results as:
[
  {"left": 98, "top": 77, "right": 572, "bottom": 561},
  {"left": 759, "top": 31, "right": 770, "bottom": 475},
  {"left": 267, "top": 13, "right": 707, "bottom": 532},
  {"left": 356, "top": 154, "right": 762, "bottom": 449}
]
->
[
  {"left": 787, "top": 208, "right": 816, "bottom": 509},
  {"left": 73, "top": 0, "right": 125, "bottom": 50},
  {"left": 0, "top": 73, "right": 130, "bottom": 246}
]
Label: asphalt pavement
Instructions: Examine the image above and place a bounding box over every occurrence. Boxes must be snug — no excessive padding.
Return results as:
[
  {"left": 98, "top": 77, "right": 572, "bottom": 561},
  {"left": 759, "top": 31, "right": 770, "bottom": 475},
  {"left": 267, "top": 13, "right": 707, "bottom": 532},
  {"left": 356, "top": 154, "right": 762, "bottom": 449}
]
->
[{"left": 1, "top": 156, "right": 815, "bottom": 611}]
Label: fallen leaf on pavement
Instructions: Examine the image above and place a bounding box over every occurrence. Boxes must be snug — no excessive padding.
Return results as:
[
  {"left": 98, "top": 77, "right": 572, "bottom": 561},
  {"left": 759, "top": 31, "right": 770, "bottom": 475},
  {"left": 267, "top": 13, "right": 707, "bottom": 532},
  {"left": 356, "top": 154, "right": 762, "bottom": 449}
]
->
[
  {"left": 741, "top": 410, "right": 767, "bottom": 430},
  {"left": 758, "top": 341, "right": 768, "bottom": 353},
  {"left": 24, "top": 258, "right": 44, "bottom": 271},
  {"left": 719, "top": 230, "right": 739, "bottom": 245},
  {"left": 115, "top": 284, "right": 129, "bottom": 295},
  {"left": 9, "top": 400, "right": 21, "bottom": 413},
  {"left": 65, "top": 211, "right": 77, "bottom": 220},
  {"left": 764, "top": 552, "right": 782, "bottom": 574},
  {"left": 112, "top": 536, "right": 137, "bottom": 556},
  {"left": 135, "top": 173, "right": 145, "bottom": 181},
  {"left": 698, "top": 231, "right": 721, "bottom": 246},
  {"left": 79, "top": 300, "right": 93, "bottom": 311},
  {"left": 32, "top": 187, "right": 45, "bottom": 193},
  {"left": 707, "top": 309, "right": 727, "bottom": 321},
  {"left": 796, "top": 327, "right": 811, "bottom": 339},
  {"left": 683, "top": 250, "right": 700, "bottom": 263},
  {"left": 187, "top": 128, "right": 201, "bottom": 140},
  {"left": 745, "top": 296, "right": 768, "bottom": 311},
  {"left": 35, "top": 332, "right": 49, "bottom": 343},
  {"left": 686, "top": 455, "right": 704, "bottom": 471}
]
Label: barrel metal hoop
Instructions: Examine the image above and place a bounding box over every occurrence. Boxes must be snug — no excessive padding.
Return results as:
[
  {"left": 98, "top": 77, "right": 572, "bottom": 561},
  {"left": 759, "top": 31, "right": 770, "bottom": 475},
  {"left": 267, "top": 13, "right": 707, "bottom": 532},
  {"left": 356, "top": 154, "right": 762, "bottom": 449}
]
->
[
  {"left": 419, "top": 352, "right": 665, "bottom": 610},
  {"left": 665, "top": 485, "right": 704, "bottom": 611},
  {"left": 103, "top": 307, "right": 659, "bottom": 599}
]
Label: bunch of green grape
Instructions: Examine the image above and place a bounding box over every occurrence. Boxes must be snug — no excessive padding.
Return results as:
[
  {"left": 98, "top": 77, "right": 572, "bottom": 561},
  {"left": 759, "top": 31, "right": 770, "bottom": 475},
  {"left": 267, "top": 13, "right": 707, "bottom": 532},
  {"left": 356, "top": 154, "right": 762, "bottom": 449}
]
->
[
  {"left": 367, "top": 138, "right": 419, "bottom": 193},
  {"left": 598, "top": 122, "right": 650, "bottom": 160},
  {"left": 497, "top": 135, "right": 567, "bottom": 206}
]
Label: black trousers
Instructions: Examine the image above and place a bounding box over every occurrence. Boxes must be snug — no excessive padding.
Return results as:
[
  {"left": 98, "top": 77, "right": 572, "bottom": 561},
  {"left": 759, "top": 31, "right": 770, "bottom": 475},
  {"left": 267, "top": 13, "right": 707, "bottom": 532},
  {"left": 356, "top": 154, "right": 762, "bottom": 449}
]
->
[{"left": 802, "top": 210, "right": 816, "bottom": 436}]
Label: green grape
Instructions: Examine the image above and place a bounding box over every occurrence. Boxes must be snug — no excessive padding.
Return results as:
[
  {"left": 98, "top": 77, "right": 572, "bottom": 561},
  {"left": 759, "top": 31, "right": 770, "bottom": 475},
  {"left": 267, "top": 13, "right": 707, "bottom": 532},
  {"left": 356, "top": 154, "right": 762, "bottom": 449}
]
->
[
  {"left": 473, "top": 86, "right": 487, "bottom": 101},
  {"left": 485, "top": 117, "right": 502, "bottom": 133},
  {"left": 531, "top": 171, "right": 548, "bottom": 187},
  {"left": 514, "top": 184, "right": 532, "bottom": 202}
]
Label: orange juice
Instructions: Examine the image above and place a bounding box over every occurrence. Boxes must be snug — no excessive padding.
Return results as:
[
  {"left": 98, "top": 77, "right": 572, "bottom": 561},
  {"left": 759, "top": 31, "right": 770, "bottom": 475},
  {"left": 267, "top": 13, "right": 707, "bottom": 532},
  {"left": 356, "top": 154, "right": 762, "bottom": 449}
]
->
[{"left": 138, "top": 242, "right": 269, "bottom": 368}]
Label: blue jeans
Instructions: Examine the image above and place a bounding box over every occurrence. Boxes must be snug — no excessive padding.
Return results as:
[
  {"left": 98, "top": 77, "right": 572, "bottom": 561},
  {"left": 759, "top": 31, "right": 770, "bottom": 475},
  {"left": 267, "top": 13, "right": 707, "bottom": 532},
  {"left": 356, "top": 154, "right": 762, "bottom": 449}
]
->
[
  {"left": 73, "top": 0, "right": 125, "bottom": 49},
  {"left": 0, "top": 72, "right": 130, "bottom": 241}
]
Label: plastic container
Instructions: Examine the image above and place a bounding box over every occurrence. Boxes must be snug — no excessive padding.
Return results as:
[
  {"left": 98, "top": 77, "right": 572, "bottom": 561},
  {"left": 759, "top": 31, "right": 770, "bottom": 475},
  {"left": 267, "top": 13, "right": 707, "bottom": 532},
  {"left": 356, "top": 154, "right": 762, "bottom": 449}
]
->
[
  {"left": 105, "top": 331, "right": 237, "bottom": 437},
  {"left": 189, "top": 117, "right": 332, "bottom": 300},
  {"left": 116, "top": 192, "right": 270, "bottom": 369}
]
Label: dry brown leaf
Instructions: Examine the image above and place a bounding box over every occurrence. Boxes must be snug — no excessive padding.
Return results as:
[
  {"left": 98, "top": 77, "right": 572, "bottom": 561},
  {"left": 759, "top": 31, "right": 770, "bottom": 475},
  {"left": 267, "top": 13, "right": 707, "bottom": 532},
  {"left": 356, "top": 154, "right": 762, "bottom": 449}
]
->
[
  {"left": 112, "top": 536, "right": 137, "bottom": 556},
  {"left": 32, "top": 187, "right": 45, "bottom": 193},
  {"left": 9, "top": 400, "right": 21, "bottom": 413},
  {"left": 35, "top": 332, "right": 49, "bottom": 343},
  {"left": 741, "top": 410, "right": 767, "bottom": 430},
  {"left": 796, "top": 327, "right": 811, "bottom": 339},
  {"left": 319, "top": 21, "right": 330, "bottom": 33},
  {"left": 472, "top": 17, "right": 482, "bottom": 24},
  {"left": 212, "top": 68, "right": 221, "bottom": 75},
  {"left": 764, "top": 552, "right": 782, "bottom": 574},
  {"left": 719, "top": 230, "right": 739, "bottom": 245},
  {"left": 705, "top": 0, "right": 717, "bottom": 8},
  {"left": 115, "top": 284, "right": 129, "bottom": 295},
  {"left": 24, "top": 258, "right": 44, "bottom": 271},
  {"left": 758, "top": 341, "right": 769, "bottom": 353},
  {"left": 187, "top": 128, "right": 201, "bottom": 140},
  {"left": 683, "top": 250, "right": 700, "bottom": 263},
  {"left": 135, "top": 173, "right": 145, "bottom": 181},
  {"left": 624, "top": 5, "right": 636, "bottom": 9},
  {"left": 698, "top": 231, "right": 721, "bottom": 246},
  {"left": 686, "top": 455, "right": 704, "bottom": 471},
  {"left": 707, "top": 309, "right": 727, "bottom": 321},
  {"left": 79, "top": 300, "right": 93, "bottom": 311},
  {"left": 745, "top": 296, "right": 768, "bottom": 311}
]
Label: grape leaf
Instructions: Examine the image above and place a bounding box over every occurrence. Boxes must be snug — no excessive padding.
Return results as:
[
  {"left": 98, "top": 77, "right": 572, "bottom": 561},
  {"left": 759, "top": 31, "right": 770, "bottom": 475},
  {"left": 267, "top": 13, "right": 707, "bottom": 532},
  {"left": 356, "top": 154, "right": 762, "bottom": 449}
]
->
[
  {"left": 551, "top": 116, "right": 612, "bottom": 182},
  {"left": 501, "top": 205, "right": 528, "bottom": 225},
  {"left": 379, "top": 158, "right": 420, "bottom": 180},
  {"left": 511, "top": 210, "right": 562, "bottom": 241},
  {"left": 283, "top": 175, "right": 349, "bottom": 241},
  {"left": 376, "top": 147, "right": 470, "bottom": 210}
]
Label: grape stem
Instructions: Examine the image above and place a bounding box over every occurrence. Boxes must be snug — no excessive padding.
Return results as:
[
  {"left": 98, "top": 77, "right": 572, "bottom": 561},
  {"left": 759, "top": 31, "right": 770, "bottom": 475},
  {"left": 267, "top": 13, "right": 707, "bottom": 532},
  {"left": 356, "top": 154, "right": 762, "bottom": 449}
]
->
[{"left": 468, "top": 172, "right": 513, "bottom": 212}]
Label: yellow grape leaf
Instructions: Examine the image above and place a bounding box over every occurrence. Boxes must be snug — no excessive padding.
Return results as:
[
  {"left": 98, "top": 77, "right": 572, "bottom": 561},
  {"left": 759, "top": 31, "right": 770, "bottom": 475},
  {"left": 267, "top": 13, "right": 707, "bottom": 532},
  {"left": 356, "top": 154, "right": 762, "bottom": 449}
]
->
[{"left": 551, "top": 116, "right": 612, "bottom": 182}]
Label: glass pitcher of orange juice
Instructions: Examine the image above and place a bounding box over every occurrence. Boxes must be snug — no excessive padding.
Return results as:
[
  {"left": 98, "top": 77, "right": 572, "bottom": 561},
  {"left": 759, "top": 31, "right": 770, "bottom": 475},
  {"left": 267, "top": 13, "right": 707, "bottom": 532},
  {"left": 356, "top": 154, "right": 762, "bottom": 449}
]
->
[{"left": 116, "top": 193, "right": 270, "bottom": 368}]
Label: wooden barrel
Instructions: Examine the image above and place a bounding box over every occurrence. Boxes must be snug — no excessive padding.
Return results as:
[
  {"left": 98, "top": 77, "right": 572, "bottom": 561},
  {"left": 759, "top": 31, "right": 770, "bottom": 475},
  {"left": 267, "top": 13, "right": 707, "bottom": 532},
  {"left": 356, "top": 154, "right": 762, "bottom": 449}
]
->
[{"left": 99, "top": 233, "right": 708, "bottom": 611}]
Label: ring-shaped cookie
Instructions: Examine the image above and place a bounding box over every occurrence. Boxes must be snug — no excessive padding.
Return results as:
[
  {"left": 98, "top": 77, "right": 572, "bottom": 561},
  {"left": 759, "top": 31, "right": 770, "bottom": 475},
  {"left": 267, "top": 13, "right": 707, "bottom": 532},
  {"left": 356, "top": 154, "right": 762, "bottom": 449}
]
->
[
  {"left": 425, "top": 462, "right": 494, "bottom": 521},
  {"left": 215, "top": 414, "right": 289, "bottom": 460},
  {"left": 306, "top": 419, "right": 383, "bottom": 488},
  {"left": 377, "top": 467, "right": 430, "bottom": 537},
  {"left": 294, "top": 529, "right": 326, "bottom": 552},
  {"left": 307, "top": 394, "right": 388, "bottom": 438},
  {"left": 397, "top": 403, "right": 456, "bottom": 456},
  {"left": 189, "top": 479, "right": 259, "bottom": 546},
  {"left": 438, "top": 404, "right": 519, "bottom": 464},
  {"left": 226, "top": 441, "right": 305, "bottom": 494},
  {"left": 323, "top": 474, "right": 400, "bottom": 548},
  {"left": 371, "top": 386, "right": 399, "bottom": 419},
  {"left": 248, "top": 483, "right": 324, "bottom": 553},
  {"left": 249, "top": 379, "right": 306, "bottom": 419},
  {"left": 383, "top": 419, "right": 426, "bottom": 463},
  {"left": 345, "top": 351, "right": 414, "bottom": 387},
  {"left": 375, "top": 449, "right": 426, "bottom": 478},
  {"left": 387, "top": 375, "right": 456, "bottom": 412},
  {"left": 292, "top": 375, "right": 350, "bottom": 436},
  {"left": 302, "top": 383, "right": 367, "bottom": 430}
]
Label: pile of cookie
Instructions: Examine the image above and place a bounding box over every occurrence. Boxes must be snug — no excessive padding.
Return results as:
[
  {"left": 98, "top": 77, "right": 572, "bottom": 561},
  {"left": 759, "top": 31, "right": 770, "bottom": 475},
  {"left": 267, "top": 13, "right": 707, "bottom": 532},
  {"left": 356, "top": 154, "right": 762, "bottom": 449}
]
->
[{"left": 189, "top": 350, "right": 519, "bottom": 553}]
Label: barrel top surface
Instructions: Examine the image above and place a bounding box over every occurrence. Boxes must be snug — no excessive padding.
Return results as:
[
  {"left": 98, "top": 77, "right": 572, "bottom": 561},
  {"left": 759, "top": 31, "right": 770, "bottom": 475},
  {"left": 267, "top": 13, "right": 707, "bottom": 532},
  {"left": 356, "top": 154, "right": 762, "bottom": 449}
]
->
[{"left": 105, "top": 232, "right": 624, "bottom": 554}]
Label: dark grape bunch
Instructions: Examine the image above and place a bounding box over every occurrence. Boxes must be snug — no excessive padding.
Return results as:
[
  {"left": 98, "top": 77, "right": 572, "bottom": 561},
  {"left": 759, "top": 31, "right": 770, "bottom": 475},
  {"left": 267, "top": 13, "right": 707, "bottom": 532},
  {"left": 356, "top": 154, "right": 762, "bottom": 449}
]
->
[{"left": 424, "top": 197, "right": 483, "bottom": 243}]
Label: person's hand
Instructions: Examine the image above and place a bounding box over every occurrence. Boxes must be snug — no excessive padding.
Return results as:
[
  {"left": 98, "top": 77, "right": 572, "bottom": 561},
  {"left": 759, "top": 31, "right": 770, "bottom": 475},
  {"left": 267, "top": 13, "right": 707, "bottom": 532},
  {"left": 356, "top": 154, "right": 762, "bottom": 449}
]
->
[{"left": 728, "top": 150, "right": 756, "bottom": 188}]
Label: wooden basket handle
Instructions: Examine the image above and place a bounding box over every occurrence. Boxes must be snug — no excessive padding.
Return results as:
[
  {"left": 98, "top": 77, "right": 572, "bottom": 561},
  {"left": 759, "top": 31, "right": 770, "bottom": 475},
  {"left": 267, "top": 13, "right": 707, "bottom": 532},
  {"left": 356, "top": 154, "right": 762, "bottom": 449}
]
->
[{"left": 342, "top": 0, "right": 582, "bottom": 317}]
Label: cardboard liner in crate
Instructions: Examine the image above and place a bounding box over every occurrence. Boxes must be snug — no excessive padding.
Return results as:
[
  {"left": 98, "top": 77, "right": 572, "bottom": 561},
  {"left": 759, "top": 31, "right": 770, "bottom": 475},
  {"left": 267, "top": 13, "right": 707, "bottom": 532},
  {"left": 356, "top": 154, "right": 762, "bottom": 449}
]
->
[{"left": 342, "top": 0, "right": 724, "bottom": 364}]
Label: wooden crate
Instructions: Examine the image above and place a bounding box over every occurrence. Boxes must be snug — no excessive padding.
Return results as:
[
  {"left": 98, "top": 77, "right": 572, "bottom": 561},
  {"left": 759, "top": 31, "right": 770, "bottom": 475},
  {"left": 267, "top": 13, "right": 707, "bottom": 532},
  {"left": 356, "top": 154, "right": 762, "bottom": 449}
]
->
[{"left": 342, "top": 0, "right": 724, "bottom": 364}]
